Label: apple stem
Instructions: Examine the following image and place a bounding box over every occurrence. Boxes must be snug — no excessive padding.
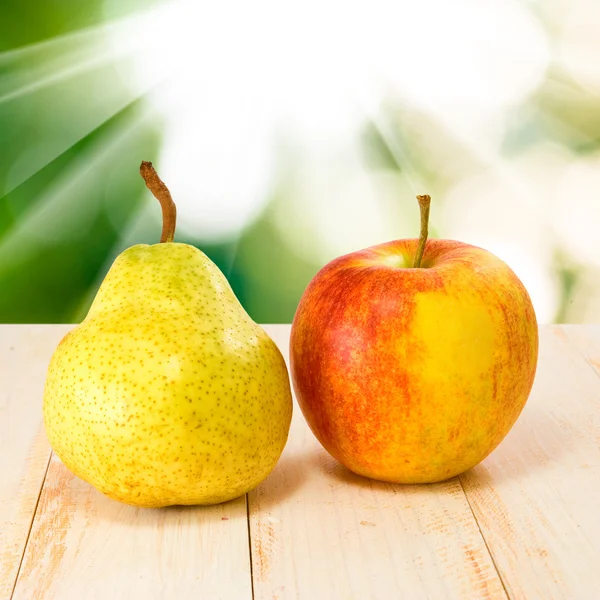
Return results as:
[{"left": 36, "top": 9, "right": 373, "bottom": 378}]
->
[
  {"left": 413, "top": 194, "right": 431, "bottom": 268},
  {"left": 140, "top": 161, "right": 177, "bottom": 243}
]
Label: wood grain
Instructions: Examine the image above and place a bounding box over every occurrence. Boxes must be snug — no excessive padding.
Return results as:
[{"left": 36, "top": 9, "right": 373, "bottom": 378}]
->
[
  {"left": 12, "top": 453, "right": 252, "bottom": 600},
  {"left": 250, "top": 325, "right": 507, "bottom": 600},
  {"left": 0, "top": 325, "right": 71, "bottom": 600},
  {"left": 460, "top": 326, "right": 600, "bottom": 599}
]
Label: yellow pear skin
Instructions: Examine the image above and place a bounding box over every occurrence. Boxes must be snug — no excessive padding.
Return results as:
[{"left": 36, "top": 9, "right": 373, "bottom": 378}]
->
[{"left": 43, "top": 164, "right": 292, "bottom": 507}]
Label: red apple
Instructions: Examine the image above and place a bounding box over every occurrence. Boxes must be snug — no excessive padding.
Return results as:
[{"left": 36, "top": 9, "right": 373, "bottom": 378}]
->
[{"left": 290, "top": 195, "right": 538, "bottom": 483}]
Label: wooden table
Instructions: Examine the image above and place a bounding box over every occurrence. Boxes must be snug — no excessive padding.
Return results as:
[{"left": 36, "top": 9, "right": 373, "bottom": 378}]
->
[{"left": 1, "top": 324, "right": 599, "bottom": 599}]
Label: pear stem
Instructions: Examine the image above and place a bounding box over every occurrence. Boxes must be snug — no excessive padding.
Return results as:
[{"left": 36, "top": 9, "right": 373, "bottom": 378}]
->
[
  {"left": 140, "top": 161, "right": 177, "bottom": 243},
  {"left": 413, "top": 194, "right": 431, "bottom": 268}
]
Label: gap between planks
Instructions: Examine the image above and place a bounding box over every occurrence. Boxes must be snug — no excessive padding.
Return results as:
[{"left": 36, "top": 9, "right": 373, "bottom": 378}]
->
[
  {"left": 457, "top": 476, "right": 510, "bottom": 599},
  {"left": 9, "top": 452, "right": 53, "bottom": 600},
  {"left": 245, "top": 494, "right": 255, "bottom": 600}
]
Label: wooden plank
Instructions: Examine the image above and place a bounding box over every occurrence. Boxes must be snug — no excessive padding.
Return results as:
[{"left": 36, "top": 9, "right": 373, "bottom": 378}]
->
[
  {"left": 460, "top": 326, "right": 600, "bottom": 599},
  {"left": 13, "top": 455, "right": 252, "bottom": 600},
  {"left": 0, "top": 325, "right": 71, "bottom": 600},
  {"left": 251, "top": 325, "right": 507, "bottom": 600}
]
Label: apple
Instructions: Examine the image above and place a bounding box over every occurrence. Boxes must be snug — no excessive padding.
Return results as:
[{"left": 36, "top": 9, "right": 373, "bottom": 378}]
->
[{"left": 290, "top": 195, "right": 538, "bottom": 483}]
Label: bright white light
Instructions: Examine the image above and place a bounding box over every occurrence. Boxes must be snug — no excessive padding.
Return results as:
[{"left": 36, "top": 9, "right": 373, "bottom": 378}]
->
[
  {"left": 105, "top": 0, "right": 368, "bottom": 240},
  {"left": 441, "top": 170, "right": 551, "bottom": 250},
  {"left": 104, "top": 0, "right": 550, "bottom": 240},
  {"left": 552, "top": 157, "right": 600, "bottom": 268},
  {"left": 558, "top": 0, "right": 600, "bottom": 96},
  {"left": 368, "top": 0, "right": 550, "bottom": 136},
  {"left": 153, "top": 103, "right": 276, "bottom": 240},
  {"left": 103, "top": 1, "right": 279, "bottom": 240}
]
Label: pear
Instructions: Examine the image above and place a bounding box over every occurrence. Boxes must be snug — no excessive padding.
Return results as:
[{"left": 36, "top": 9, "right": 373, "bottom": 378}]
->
[{"left": 43, "top": 162, "right": 293, "bottom": 507}]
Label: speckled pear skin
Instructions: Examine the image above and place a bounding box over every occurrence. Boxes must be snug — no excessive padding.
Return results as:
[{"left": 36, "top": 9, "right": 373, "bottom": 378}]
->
[{"left": 43, "top": 243, "right": 293, "bottom": 507}]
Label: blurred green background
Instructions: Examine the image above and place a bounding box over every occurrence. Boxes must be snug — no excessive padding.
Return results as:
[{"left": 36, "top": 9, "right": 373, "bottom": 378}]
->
[{"left": 1, "top": 0, "right": 599, "bottom": 324}]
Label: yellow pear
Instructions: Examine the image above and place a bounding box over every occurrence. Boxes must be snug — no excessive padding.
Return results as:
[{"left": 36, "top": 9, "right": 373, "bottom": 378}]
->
[{"left": 43, "top": 162, "right": 292, "bottom": 507}]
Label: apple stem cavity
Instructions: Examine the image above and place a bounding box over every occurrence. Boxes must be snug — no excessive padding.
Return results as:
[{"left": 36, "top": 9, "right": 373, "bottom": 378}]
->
[
  {"left": 413, "top": 194, "right": 431, "bottom": 268},
  {"left": 140, "top": 161, "right": 177, "bottom": 243}
]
